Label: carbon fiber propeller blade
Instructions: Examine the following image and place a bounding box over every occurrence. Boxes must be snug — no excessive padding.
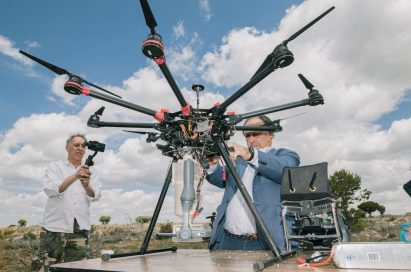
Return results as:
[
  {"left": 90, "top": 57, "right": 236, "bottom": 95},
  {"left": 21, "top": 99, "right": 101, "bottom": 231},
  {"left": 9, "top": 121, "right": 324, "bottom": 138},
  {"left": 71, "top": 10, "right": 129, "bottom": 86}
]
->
[
  {"left": 123, "top": 130, "right": 150, "bottom": 135},
  {"left": 284, "top": 6, "right": 335, "bottom": 45},
  {"left": 83, "top": 79, "right": 121, "bottom": 98},
  {"left": 140, "top": 0, "right": 158, "bottom": 34},
  {"left": 298, "top": 74, "right": 314, "bottom": 90},
  {"left": 20, "top": 50, "right": 69, "bottom": 75}
]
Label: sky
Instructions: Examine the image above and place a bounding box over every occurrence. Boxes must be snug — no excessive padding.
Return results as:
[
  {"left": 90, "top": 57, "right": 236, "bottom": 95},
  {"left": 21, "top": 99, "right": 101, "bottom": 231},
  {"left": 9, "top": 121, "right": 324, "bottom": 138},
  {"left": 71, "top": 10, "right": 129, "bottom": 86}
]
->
[{"left": 1, "top": 0, "right": 411, "bottom": 228}]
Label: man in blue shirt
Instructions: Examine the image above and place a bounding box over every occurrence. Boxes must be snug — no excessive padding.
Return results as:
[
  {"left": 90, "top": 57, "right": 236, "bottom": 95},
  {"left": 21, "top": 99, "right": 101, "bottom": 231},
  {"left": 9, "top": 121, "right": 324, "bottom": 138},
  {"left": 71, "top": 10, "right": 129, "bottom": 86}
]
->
[{"left": 206, "top": 115, "right": 300, "bottom": 251}]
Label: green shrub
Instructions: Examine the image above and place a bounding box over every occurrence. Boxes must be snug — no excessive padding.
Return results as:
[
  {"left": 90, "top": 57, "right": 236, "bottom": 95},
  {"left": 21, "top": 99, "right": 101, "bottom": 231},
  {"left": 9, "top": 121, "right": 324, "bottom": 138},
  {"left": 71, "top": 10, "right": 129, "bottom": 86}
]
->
[
  {"left": 135, "top": 216, "right": 152, "bottom": 224},
  {"left": 159, "top": 221, "right": 173, "bottom": 233},
  {"left": 23, "top": 232, "right": 36, "bottom": 241}
]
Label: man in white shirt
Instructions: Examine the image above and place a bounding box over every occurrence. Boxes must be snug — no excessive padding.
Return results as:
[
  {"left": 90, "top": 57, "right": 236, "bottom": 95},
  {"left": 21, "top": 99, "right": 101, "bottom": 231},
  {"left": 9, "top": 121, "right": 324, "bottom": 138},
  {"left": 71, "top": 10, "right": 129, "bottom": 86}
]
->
[
  {"left": 32, "top": 134, "right": 102, "bottom": 270},
  {"left": 206, "top": 115, "right": 300, "bottom": 251}
]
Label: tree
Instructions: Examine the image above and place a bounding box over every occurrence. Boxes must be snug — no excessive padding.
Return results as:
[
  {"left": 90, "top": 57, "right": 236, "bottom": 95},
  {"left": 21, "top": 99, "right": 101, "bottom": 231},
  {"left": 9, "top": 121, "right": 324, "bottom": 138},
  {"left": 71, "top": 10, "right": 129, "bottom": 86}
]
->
[
  {"left": 99, "top": 215, "right": 111, "bottom": 225},
  {"left": 377, "top": 204, "right": 386, "bottom": 216},
  {"left": 329, "top": 169, "right": 371, "bottom": 219},
  {"left": 18, "top": 219, "right": 27, "bottom": 227},
  {"left": 358, "top": 201, "right": 381, "bottom": 217},
  {"left": 347, "top": 208, "right": 366, "bottom": 232},
  {"left": 135, "top": 216, "right": 152, "bottom": 224}
]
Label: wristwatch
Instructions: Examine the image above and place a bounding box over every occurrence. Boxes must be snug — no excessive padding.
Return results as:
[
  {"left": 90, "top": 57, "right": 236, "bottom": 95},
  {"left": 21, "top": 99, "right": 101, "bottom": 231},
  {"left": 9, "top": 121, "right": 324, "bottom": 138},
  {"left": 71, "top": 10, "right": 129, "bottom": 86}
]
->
[{"left": 247, "top": 147, "right": 254, "bottom": 161}]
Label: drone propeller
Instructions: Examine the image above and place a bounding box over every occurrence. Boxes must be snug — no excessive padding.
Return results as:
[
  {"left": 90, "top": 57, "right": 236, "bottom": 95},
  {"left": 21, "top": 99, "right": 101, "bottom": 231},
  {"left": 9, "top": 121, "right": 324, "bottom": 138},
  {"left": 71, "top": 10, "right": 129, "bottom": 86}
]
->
[
  {"left": 251, "top": 6, "right": 335, "bottom": 79},
  {"left": 87, "top": 107, "right": 105, "bottom": 128},
  {"left": 298, "top": 73, "right": 314, "bottom": 90},
  {"left": 19, "top": 50, "right": 121, "bottom": 98},
  {"left": 138, "top": 0, "right": 189, "bottom": 112},
  {"left": 279, "top": 112, "right": 306, "bottom": 121},
  {"left": 140, "top": 0, "right": 158, "bottom": 34},
  {"left": 283, "top": 6, "right": 335, "bottom": 46},
  {"left": 94, "top": 106, "right": 106, "bottom": 117},
  {"left": 20, "top": 50, "right": 69, "bottom": 75},
  {"left": 297, "top": 73, "right": 324, "bottom": 106},
  {"left": 123, "top": 130, "right": 152, "bottom": 135}
]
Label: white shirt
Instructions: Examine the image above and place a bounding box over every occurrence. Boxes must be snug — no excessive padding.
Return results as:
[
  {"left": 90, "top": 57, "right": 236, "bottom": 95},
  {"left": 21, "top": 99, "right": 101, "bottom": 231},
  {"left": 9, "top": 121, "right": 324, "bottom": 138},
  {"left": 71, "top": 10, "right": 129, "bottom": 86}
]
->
[
  {"left": 42, "top": 160, "right": 102, "bottom": 233},
  {"left": 208, "top": 147, "right": 273, "bottom": 235}
]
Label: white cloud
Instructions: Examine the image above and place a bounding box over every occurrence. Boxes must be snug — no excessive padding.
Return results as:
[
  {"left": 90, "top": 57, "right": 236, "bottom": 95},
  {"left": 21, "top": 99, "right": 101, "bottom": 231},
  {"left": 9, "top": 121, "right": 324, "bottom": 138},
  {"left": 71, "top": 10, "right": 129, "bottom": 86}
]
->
[
  {"left": 0, "top": 34, "right": 33, "bottom": 66},
  {"left": 198, "top": 0, "right": 213, "bottom": 22},
  {"left": 173, "top": 20, "right": 185, "bottom": 38},
  {"left": 26, "top": 40, "right": 41, "bottom": 49}
]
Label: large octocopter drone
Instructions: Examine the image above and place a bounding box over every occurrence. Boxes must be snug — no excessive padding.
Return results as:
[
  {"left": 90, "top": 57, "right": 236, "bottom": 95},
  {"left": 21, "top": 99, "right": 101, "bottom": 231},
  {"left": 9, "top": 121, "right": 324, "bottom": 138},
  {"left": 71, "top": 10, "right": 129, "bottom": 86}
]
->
[{"left": 20, "top": 1, "right": 334, "bottom": 270}]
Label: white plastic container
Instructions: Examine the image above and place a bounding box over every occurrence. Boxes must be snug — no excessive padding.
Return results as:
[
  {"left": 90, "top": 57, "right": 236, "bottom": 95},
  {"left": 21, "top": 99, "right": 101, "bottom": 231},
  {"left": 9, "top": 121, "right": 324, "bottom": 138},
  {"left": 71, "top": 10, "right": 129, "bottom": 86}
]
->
[{"left": 333, "top": 242, "right": 411, "bottom": 270}]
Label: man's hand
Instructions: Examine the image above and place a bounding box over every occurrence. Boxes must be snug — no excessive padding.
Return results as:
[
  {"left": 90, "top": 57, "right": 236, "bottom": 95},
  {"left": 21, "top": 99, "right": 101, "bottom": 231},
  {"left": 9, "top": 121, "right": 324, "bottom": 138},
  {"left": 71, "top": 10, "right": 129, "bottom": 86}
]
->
[
  {"left": 75, "top": 165, "right": 91, "bottom": 180},
  {"left": 59, "top": 165, "right": 92, "bottom": 194},
  {"left": 76, "top": 165, "right": 95, "bottom": 197},
  {"left": 227, "top": 142, "right": 253, "bottom": 161}
]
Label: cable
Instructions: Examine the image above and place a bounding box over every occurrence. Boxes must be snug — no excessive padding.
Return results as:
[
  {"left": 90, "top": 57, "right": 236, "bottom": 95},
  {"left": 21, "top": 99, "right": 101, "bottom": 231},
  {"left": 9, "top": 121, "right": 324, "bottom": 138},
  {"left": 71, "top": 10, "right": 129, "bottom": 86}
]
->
[{"left": 295, "top": 249, "right": 335, "bottom": 267}]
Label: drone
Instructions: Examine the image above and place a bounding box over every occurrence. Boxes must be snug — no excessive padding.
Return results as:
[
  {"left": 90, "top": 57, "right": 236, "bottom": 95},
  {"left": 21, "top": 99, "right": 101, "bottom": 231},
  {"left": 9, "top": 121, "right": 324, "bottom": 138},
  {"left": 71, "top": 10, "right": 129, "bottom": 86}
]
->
[{"left": 20, "top": 1, "right": 334, "bottom": 270}]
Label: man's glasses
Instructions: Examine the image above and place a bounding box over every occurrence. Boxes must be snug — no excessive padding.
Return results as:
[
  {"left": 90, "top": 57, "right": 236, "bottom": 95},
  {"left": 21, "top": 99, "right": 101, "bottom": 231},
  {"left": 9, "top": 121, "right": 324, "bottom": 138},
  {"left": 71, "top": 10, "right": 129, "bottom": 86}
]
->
[{"left": 244, "top": 132, "right": 269, "bottom": 138}]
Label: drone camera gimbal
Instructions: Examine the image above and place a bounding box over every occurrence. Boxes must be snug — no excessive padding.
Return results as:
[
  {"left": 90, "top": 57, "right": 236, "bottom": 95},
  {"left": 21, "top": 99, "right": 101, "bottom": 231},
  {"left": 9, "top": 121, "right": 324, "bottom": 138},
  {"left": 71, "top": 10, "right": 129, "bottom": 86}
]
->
[
  {"left": 84, "top": 140, "right": 106, "bottom": 167},
  {"left": 20, "top": 1, "right": 335, "bottom": 269}
]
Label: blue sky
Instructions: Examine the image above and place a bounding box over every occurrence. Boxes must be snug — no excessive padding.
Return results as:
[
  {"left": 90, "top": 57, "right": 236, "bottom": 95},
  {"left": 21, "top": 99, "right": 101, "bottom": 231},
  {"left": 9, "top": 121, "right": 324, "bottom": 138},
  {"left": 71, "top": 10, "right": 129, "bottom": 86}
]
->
[{"left": 1, "top": 0, "right": 411, "bottom": 227}]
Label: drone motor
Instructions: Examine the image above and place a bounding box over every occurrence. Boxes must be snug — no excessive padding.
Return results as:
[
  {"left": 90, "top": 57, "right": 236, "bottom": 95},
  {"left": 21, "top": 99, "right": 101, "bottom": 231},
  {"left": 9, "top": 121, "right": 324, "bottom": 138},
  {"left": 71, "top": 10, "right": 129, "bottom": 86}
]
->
[
  {"left": 142, "top": 33, "right": 164, "bottom": 61},
  {"left": 64, "top": 75, "right": 86, "bottom": 95},
  {"left": 272, "top": 44, "right": 294, "bottom": 68}
]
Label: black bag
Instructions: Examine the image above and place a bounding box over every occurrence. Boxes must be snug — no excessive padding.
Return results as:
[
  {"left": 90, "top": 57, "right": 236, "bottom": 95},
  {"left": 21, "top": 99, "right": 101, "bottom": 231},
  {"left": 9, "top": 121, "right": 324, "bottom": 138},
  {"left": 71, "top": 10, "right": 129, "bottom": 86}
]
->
[{"left": 404, "top": 180, "right": 411, "bottom": 198}]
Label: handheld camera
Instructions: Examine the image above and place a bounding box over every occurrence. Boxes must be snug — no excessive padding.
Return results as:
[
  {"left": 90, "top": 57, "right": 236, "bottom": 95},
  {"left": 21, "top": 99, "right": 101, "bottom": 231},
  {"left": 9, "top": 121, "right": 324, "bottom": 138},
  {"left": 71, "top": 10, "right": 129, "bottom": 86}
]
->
[{"left": 84, "top": 140, "right": 105, "bottom": 166}]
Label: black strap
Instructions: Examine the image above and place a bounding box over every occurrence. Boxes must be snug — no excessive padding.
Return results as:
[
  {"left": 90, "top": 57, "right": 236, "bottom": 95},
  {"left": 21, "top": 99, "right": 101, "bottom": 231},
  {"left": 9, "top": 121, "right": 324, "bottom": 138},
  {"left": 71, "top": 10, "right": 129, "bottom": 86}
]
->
[
  {"left": 309, "top": 172, "right": 317, "bottom": 191},
  {"left": 288, "top": 169, "right": 295, "bottom": 192}
]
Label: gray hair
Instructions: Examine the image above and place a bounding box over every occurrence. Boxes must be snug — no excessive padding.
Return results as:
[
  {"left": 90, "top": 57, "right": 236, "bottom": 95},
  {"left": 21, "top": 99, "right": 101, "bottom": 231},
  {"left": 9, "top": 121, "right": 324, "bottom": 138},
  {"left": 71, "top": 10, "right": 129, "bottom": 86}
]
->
[{"left": 66, "top": 133, "right": 87, "bottom": 146}]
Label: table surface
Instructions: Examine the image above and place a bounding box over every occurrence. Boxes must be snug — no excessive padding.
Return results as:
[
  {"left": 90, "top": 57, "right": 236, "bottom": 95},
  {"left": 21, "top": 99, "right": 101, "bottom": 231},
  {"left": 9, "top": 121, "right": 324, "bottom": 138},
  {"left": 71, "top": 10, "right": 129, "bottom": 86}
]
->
[{"left": 49, "top": 249, "right": 410, "bottom": 272}]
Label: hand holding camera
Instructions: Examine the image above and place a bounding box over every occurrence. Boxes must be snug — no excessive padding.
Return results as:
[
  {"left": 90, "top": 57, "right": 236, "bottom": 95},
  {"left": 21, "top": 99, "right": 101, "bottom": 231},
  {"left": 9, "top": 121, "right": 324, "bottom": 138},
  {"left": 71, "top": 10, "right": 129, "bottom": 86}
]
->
[{"left": 75, "top": 165, "right": 92, "bottom": 182}]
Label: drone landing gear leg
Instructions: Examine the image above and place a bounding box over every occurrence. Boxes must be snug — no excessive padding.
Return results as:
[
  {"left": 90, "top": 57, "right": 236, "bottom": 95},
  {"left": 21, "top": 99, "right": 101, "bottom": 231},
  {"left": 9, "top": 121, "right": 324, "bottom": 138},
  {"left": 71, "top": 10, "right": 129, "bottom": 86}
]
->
[
  {"left": 109, "top": 160, "right": 177, "bottom": 260},
  {"left": 215, "top": 141, "right": 294, "bottom": 271}
]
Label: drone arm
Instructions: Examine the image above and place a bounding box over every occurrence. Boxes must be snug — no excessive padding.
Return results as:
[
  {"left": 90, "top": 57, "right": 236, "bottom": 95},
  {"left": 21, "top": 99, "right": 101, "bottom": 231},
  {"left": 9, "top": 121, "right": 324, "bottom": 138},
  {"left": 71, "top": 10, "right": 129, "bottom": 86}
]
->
[
  {"left": 232, "top": 86, "right": 324, "bottom": 124},
  {"left": 158, "top": 63, "right": 189, "bottom": 109},
  {"left": 214, "top": 140, "right": 282, "bottom": 257},
  {"left": 83, "top": 89, "right": 157, "bottom": 117},
  {"left": 234, "top": 99, "right": 310, "bottom": 124},
  {"left": 219, "top": 6, "right": 335, "bottom": 114},
  {"left": 218, "top": 65, "right": 275, "bottom": 113},
  {"left": 88, "top": 119, "right": 157, "bottom": 129}
]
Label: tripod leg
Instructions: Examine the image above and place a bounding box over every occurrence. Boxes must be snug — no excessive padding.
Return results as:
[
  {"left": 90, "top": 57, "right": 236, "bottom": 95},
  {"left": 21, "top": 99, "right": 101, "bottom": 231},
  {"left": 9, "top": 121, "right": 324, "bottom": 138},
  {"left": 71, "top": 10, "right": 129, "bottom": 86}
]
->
[
  {"left": 140, "top": 160, "right": 174, "bottom": 254},
  {"left": 215, "top": 141, "right": 282, "bottom": 258},
  {"left": 109, "top": 160, "right": 176, "bottom": 260}
]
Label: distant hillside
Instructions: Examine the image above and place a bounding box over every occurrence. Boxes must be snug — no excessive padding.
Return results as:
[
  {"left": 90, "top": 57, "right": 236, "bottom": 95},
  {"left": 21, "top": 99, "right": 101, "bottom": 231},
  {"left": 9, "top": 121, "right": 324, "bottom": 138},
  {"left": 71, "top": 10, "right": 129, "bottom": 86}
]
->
[
  {"left": 351, "top": 213, "right": 411, "bottom": 242},
  {"left": 1, "top": 214, "right": 410, "bottom": 271}
]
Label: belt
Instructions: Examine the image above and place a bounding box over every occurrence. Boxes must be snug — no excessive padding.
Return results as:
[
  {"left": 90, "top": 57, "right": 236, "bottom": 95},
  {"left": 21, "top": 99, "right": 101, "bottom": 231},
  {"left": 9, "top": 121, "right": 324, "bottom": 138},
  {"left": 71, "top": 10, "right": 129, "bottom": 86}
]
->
[{"left": 224, "top": 229, "right": 258, "bottom": 240}]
